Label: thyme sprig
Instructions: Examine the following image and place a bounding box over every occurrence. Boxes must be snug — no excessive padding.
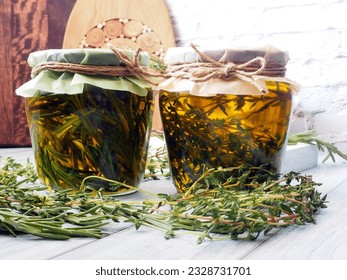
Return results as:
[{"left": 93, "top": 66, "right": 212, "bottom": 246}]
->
[
  {"left": 0, "top": 156, "right": 327, "bottom": 242},
  {"left": 158, "top": 167, "right": 327, "bottom": 242}
]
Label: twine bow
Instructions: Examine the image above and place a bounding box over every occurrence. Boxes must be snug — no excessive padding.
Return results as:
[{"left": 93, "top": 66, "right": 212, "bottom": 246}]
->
[
  {"left": 108, "top": 45, "right": 164, "bottom": 84},
  {"left": 167, "top": 44, "right": 281, "bottom": 94}
]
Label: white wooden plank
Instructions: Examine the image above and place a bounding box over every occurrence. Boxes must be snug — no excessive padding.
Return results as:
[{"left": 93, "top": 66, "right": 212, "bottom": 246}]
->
[
  {"left": 0, "top": 223, "right": 134, "bottom": 260},
  {"left": 51, "top": 224, "right": 269, "bottom": 260},
  {"left": 304, "top": 159, "right": 347, "bottom": 193},
  {"left": 0, "top": 235, "right": 95, "bottom": 260}
]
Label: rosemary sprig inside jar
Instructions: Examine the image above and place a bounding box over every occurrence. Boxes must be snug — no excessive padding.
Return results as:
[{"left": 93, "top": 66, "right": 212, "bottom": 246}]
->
[{"left": 26, "top": 87, "right": 153, "bottom": 191}]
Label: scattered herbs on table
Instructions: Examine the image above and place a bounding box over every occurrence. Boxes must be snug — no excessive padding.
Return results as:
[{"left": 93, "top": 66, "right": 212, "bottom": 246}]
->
[
  {"left": 1, "top": 130, "right": 346, "bottom": 242},
  {"left": 0, "top": 153, "right": 328, "bottom": 242}
]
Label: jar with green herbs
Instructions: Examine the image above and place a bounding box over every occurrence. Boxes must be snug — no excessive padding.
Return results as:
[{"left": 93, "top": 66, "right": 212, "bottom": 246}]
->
[
  {"left": 16, "top": 48, "right": 154, "bottom": 194},
  {"left": 157, "top": 45, "right": 300, "bottom": 192}
]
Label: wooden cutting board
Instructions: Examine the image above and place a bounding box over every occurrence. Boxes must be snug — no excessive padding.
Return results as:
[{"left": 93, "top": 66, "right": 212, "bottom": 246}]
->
[
  {"left": 63, "top": 0, "right": 175, "bottom": 53},
  {"left": 63, "top": 0, "right": 175, "bottom": 131}
]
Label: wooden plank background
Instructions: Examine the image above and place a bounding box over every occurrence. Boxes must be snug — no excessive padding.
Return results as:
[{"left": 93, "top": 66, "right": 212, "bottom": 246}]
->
[{"left": 0, "top": 0, "right": 76, "bottom": 147}]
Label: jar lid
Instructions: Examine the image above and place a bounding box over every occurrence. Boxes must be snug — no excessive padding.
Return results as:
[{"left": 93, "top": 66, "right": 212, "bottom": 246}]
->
[
  {"left": 157, "top": 45, "right": 300, "bottom": 96},
  {"left": 16, "top": 48, "right": 154, "bottom": 98},
  {"left": 164, "top": 45, "right": 289, "bottom": 67},
  {"left": 28, "top": 48, "right": 150, "bottom": 68},
  {"left": 165, "top": 45, "right": 289, "bottom": 66}
]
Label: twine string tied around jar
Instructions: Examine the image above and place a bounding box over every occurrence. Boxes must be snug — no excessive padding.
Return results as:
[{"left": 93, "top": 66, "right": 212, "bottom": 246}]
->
[
  {"left": 167, "top": 44, "right": 286, "bottom": 94},
  {"left": 31, "top": 45, "right": 164, "bottom": 85}
]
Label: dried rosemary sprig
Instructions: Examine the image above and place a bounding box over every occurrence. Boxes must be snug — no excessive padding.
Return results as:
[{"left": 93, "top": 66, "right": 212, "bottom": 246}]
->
[{"left": 0, "top": 156, "right": 327, "bottom": 242}]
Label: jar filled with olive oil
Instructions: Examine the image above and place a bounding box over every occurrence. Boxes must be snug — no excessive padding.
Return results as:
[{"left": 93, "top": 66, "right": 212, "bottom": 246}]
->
[
  {"left": 157, "top": 45, "right": 299, "bottom": 192},
  {"left": 16, "top": 48, "right": 154, "bottom": 194}
]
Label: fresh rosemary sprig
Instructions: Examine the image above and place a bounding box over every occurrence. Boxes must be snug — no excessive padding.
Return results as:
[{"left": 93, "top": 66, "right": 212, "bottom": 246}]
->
[
  {"left": 0, "top": 156, "right": 327, "bottom": 242},
  {"left": 288, "top": 130, "right": 347, "bottom": 162},
  {"left": 0, "top": 208, "right": 107, "bottom": 239}
]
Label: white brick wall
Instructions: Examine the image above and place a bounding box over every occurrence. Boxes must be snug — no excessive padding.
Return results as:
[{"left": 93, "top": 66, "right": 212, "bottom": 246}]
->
[{"left": 165, "top": 0, "right": 347, "bottom": 150}]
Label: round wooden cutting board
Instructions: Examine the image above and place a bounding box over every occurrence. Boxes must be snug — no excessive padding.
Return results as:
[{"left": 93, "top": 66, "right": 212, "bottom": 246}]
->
[{"left": 63, "top": 0, "right": 175, "bottom": 131}]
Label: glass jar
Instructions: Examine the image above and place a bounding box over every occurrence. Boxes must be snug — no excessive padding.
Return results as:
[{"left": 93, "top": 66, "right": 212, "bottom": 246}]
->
[
  {"left": 16, "top": 48, "right": 154, "bottom": 194},
  {"left": 157, "top": 45, "right": 299, "bottom": 192}
]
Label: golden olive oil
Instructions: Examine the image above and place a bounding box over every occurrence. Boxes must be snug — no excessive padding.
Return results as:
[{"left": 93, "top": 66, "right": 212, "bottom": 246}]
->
[{"left": 159, "top": 81, "right": 292, "bottom": 192}]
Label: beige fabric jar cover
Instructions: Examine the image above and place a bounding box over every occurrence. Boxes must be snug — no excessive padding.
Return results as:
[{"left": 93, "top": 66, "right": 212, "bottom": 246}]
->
[{"left": 157, "top": 44, "right": 300, "bottom": 96}]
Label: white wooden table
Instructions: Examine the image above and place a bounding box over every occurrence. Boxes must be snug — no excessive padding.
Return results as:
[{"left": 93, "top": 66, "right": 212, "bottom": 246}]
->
[{"left": 1, "top": 146, "right": 347, "bottom": 260}]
